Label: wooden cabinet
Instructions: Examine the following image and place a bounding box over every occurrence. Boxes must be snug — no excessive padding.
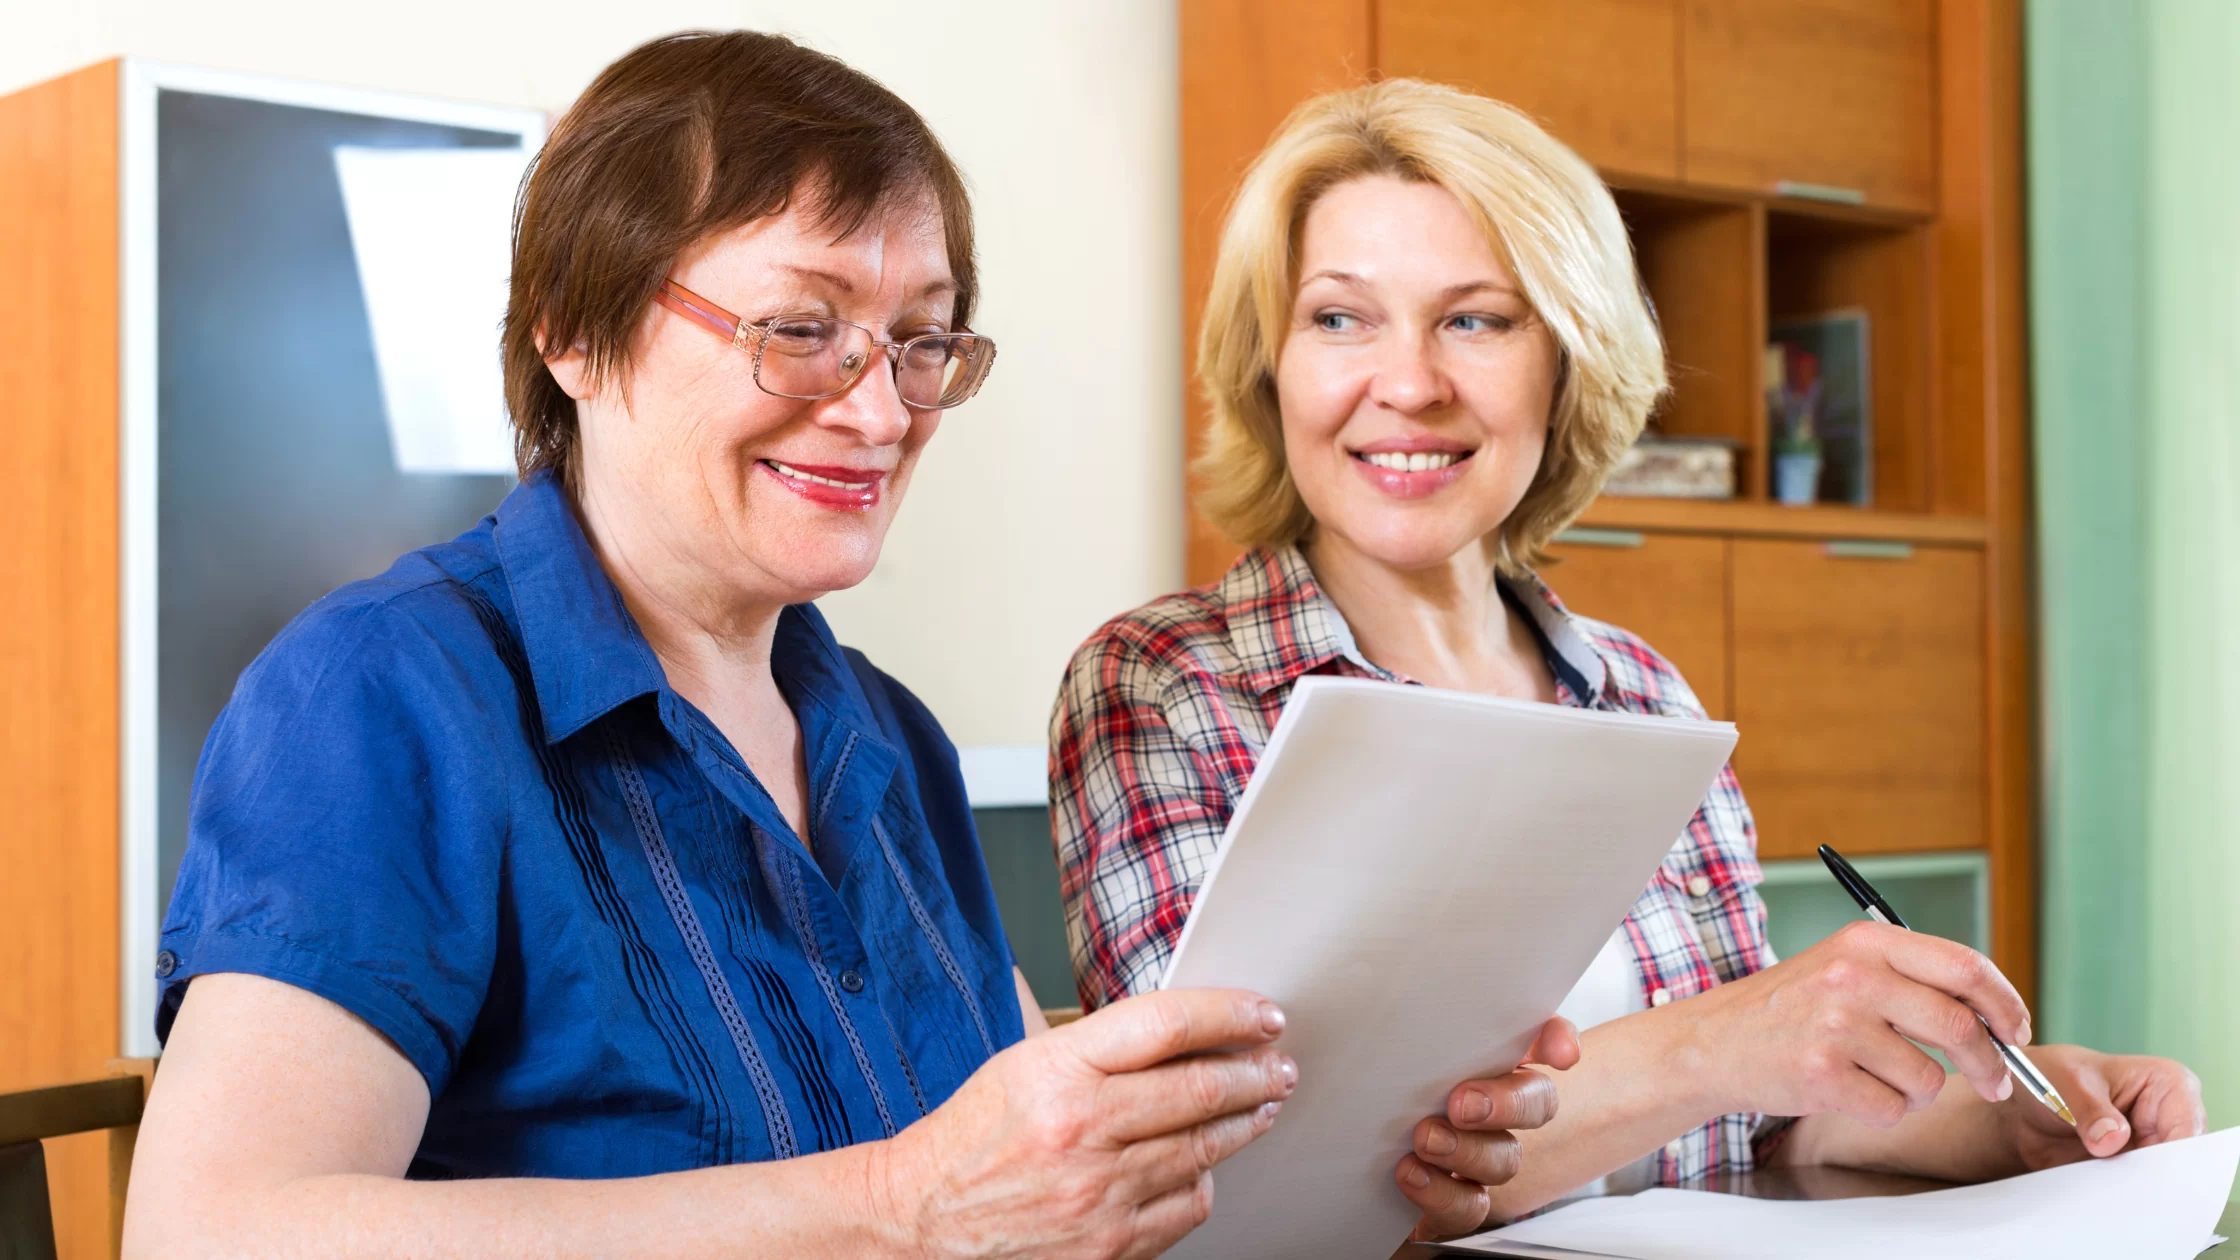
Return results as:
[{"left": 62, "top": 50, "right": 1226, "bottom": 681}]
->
[
  {"left": 1681, "top": 0, "right": 1939, "bottom": 211},
  {"left": 1, "top": 60, "right": 542, "bottom": 1259},
  {"left": 1730, "top": 539, "right": 1985, "bottom": 860},
  {"left": 1379, "top": 0, "right": 1681, "bottom": 180},
  {"left": 1541, "top": 532, "right": 1730, "bottom": 718}
]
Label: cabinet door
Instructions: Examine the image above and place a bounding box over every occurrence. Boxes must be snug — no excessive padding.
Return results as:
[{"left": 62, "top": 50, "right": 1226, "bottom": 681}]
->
[
  {"left": 1730, "top": 539, "right": 1984, "bottom": 859},
  {"left": 1379, "top": 0, "right": 1680, "bottom": 180},
  {"left": 1540, "top": 531, "right": 1728, "bottom": 718},
  {"left": 1681, "top": 0, "right": 1937, "bottom": 212}
]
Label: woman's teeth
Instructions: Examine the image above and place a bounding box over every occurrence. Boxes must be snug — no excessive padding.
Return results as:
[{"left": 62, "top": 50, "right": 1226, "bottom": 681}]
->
[
  {"left": 1359, "top": 450, "right": 1466, "bottom": 472},
  {"left": 765, "top": 459, "right": 866, "bottom": 489}
]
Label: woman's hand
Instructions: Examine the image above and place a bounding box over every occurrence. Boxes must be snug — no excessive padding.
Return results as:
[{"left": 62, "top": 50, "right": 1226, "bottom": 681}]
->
[
  {"left": 1995, "top": 1046, "right": 2206, "bottom": 1171},
  {"left": 1400, "top": 1016, "right": 1581, "bottom": 1240},
  {"left": 1686, "top": 921, "right": 2031, "bottom": 1127},
  {"left": 877, "top": 987, "right": 1296, "bottom": 1260}
]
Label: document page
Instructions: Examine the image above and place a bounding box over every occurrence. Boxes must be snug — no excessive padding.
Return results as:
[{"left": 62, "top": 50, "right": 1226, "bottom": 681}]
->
[
  {"left": 1465, "top": 1126, "right": 2240, "bottom": 1260},
  {"left": 1159, "top": 677, "right": 1738, "bottom": 1260}
]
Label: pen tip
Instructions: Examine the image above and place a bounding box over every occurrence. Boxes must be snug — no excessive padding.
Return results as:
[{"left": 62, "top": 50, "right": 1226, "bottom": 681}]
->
[{"left": 2054, "top": 1099, "right": 2078, "bottom": 1127}]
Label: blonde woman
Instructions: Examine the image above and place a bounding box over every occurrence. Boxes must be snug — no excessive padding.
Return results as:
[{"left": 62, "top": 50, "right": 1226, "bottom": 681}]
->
[{"left": 1050, "top": 79, "right": 2203, "bottom": 1235}]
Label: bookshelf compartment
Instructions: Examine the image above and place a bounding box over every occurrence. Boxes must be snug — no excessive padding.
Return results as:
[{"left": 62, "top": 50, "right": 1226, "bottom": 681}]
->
[
  {"left": 1617, "top": 189, "right": 1766, "bottom": 499},
  {"left": 1767, "top": 211, "right": 1933, "bottom": 512}
]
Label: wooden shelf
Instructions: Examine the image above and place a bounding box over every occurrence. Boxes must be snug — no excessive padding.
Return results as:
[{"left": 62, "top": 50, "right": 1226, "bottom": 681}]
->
[
  {"left": 1605, "top": 170, "right": 1935, "bottom": 229},
  {"left": 1574, "top": 495, "right": 1988, "bottom": 544}
]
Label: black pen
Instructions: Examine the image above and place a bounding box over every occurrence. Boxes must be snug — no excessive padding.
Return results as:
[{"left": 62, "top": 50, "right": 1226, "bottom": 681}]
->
[{"left": 1817, "top": 843, "right": 2077, "bottom": 1127}]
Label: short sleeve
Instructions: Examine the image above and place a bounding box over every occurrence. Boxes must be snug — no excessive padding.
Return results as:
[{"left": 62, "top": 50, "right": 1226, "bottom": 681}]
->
[{"left": 157, "top": 593, "right": 511, "bottom": 1096}]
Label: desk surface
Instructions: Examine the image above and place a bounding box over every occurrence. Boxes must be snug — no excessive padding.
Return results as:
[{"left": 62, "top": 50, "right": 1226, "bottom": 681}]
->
[{"left": 1387, "top": 1165, "right": 2240, "bottom": 1258}]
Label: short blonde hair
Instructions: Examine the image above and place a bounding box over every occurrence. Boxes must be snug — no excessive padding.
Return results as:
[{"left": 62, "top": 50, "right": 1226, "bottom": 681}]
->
[{"left": 1193, "top": 79, "right": 1665, "bottom": 573}]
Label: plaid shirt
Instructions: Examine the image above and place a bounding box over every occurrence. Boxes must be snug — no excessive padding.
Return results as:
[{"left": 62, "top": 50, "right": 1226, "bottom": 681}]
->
[{"left": 1049, "top": 544, "right": 1793, "bottom": 1184}]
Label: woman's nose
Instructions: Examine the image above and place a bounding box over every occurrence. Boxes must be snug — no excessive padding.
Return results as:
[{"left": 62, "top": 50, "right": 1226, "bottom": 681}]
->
[
  {"left": 1367, "top": 333, "right": 1453, "bottom": 414},
  {"left": 818, "top": 352, "right": 914, "bottom": 446}
]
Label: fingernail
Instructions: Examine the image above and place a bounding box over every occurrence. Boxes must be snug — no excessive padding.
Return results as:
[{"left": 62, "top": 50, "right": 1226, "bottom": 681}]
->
[
  {"left": 1458, "top": 1089, "right": 1493, "bottom": 1124},
  {"left": 1279, "top": 1056, "right": 1299, "bottom": 1092},
  {"left": 1258, "top": 1100, "right": 1283, "bottom": 1123},
  {"left": 1260, "top": 1002, "right": 1286, "bottom": 1036},
  {"left": 2016, "top": 1019, "right": 2032, "bottom": 1047},
  {"left": 1997, "top": 1076, "right": 2013, "bottom": 1101},
  {"left": 1423, "top": 1122, "right": 1459, "bottom": 1156},
  {"left": 1404, "top": 1162, "right": 1432, "bottom": 1189},
  {"left": 2088, "top": 1118, "right": 2124, "bottom": 1145}
]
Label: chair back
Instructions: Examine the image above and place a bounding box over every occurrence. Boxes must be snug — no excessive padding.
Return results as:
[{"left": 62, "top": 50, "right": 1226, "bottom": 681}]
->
[{"left": 0, "top": 1075, "right": 147, "bottom": 1260}]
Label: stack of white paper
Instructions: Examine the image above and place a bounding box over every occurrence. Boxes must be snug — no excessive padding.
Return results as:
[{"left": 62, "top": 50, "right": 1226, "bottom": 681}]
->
[
  {"left": 1463, "top": 1127, "right": 2240, "bottom": 1260},
  {"left": 1158, "top": 677, "right": 1739, "bottom": 1260}
]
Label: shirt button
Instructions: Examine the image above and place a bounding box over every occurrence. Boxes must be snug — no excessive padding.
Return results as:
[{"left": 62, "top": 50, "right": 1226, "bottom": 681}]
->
[
  {"left": 1665, "top": 1139, "right": 1686, "bottom": 1158},
  {"left": 1650, "top": 986, "right": 1672, "bottom": 1006},
  {"left": 838, "top": 968, "right": 865, "bottom": 994},
  {"left": 154, "top": 950, "right": 178, "bottom": 979},
  {"left": 1686, "top": 875, "right": 1712, "bottom": 897}
]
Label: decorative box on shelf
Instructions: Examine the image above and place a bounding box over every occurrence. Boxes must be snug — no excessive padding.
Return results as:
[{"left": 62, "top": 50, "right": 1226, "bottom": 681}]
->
[{"left": 1604, "top": 436, "right": 1741, "bottom": 500}]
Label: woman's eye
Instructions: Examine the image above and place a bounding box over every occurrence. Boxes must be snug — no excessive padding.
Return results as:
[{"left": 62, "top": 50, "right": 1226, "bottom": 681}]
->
[
  {"left": 1448, "top": 313, "right": 1517, "bottom": 335},
  {"left": 1312, "top": 311, "right": 1360, "bottom": 333}
]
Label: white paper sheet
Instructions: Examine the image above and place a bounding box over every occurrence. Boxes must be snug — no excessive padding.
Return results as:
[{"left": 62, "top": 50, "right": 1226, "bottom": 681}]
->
[
  {"left": 332, "top": 145, "right": 531, "bottom": 475},
  {"left": 1158, "top": 676, "right": 1738, "bottom": 1260},
  {"left": 1463, "top": 1126, "right": 2240, "bottom": 1260}
]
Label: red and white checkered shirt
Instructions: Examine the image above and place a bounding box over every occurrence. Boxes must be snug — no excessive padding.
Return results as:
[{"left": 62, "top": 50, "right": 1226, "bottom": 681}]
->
[{"left": 1049, "top": 543, "right": 1793, "bottom": 1184}]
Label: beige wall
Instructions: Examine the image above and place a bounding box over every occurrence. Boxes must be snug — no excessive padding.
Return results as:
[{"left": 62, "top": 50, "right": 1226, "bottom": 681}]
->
[{"left": 2, "top": 1, "right": 1183, "bottom": 751}]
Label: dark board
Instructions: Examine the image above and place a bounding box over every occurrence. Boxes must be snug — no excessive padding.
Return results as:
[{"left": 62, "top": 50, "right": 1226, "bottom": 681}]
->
[{"left": 155, "top": 90, "right": 523, "bottom": 928}]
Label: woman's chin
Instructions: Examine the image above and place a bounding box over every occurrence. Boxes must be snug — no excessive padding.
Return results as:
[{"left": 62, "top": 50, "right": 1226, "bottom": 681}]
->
[
  {"left": 1319, "top": 517, "right": 1494, "bottom": 575},
  {"left": 741, "top": 544, "right": 884, "bottom": 605}
]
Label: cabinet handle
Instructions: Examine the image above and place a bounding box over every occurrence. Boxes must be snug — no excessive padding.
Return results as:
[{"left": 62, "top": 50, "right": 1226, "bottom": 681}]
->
[
  {"left": 1825, "top": 540, "right": 1914, "bottom": 560},
  {"left": 1556, "top": 527, "right": 1646, "bottom": 549},
  {"left": 1774, "top": 179, "right": 1867, "bottom": 206}
]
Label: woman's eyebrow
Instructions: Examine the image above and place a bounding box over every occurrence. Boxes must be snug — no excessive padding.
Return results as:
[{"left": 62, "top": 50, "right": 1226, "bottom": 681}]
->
[
  {"left": 1440, "top": 278, "right": 1522, "bottom": 301},
  {"left": 774, "top": 263, "right": 860, "bottom": 293},
  {"left": 771, "top": 264, "right": 957, "bottom": 303},
  {"left": 1297, "top": 270, "right": 1521, "bottom": 302}
]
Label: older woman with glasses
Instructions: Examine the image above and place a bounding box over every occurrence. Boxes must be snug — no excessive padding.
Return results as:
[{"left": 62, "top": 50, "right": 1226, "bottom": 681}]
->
[
  {"left": 1052, "top": 79, "right": 2205, "bottom": 1238},
  {"left": 124, "top": 31, "right": 1329, "bottom": 1257}
]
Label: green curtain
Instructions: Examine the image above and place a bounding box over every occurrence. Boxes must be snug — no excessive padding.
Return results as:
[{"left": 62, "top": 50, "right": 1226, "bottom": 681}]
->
[{"left": 2031, "top": 0, "right": 2240, "bottom": 1125}]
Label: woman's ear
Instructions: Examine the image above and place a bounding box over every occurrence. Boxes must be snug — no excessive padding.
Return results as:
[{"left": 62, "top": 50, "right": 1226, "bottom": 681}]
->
[{"left": 540, "top": 328, "right": 596, "bottom": 402}]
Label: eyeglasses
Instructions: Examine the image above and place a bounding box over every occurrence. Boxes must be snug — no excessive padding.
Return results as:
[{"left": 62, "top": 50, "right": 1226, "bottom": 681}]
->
[{"left": 654, "top": 278, "right": 997, "bottom": 410}]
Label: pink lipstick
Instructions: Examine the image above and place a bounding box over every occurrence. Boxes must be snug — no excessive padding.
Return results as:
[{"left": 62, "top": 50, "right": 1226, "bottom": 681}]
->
[{"left": 758, "top": 458, "right": 887, "bottom": 510}]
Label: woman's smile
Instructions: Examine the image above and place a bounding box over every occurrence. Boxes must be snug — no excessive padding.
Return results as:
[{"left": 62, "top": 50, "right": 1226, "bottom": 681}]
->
[
  {"left": 757, "top": 457, "right": 888, "bottom": 510},
  {"left": 1348, "top": 437, "right": 1478, "bottom": 499}
]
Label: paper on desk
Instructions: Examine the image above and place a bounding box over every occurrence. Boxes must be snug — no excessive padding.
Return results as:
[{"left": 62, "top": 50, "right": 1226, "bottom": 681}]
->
[
  {"left": 1463, "top": 1126, "right": 2240, "bottom": 1260},
  {"left": 1158, "top": 677, "right": 1738, "bottom": 1260}
]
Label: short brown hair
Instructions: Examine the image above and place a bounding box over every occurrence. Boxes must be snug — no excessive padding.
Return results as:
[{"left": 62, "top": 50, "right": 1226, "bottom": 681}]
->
[
  {"left": 1194, "top": 79, "right": 1664, "bottom": 573},
  {"left": 503, "top": 31, "right": 977, "bottom": 487}
]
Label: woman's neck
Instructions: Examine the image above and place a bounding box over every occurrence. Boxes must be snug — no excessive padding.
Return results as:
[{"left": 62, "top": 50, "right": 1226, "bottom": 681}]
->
[
  {"left": 571, "top": 471, "right": 814, "bottom": 841},
  {"left": 570, "top": 475, "right": 784, "bottom": 708},
  {"left": 1301, "top": 531, "right": 1557, "bottom": 702}
]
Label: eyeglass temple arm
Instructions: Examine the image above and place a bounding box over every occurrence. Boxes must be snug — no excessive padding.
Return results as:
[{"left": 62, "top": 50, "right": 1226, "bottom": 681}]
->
[{"left": 655, "top": 281, "right": 750, "bottom": 345}]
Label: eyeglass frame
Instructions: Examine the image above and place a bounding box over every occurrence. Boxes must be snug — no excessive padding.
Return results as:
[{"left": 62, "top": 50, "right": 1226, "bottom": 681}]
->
[{"left": 652, "top": 277, "right": 997, "bottom": 409}]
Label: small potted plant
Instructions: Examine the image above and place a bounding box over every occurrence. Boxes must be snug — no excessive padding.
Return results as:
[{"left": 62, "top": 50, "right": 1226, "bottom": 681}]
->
[{"left": 1769, "top": 346, "right": 1823, "bottom": 506}]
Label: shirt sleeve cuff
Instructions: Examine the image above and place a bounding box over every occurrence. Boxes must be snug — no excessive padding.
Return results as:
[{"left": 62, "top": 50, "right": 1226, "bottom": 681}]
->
[
  {"left": 1751, "top": 1113, "right": 1799, "bottom": 1164},
  {"left": 155, "top": 928, "right": 456, "bottom": 1096}
]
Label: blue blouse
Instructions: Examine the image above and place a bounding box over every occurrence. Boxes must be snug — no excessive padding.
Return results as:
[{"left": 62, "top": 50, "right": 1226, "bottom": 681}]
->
[{"left": 157, "top": 472, "right": 1023, "bottom": 1177}]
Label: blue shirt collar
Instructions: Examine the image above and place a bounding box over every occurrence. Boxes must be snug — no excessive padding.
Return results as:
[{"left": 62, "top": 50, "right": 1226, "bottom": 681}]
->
[{"left": 494, "top": 473, "right": 667, "bottom": 744}]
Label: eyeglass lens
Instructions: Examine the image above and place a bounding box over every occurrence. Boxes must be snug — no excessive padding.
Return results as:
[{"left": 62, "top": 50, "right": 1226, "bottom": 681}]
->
[{"left": 758, "top": 318, "right": 993, "bottom": 408}]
